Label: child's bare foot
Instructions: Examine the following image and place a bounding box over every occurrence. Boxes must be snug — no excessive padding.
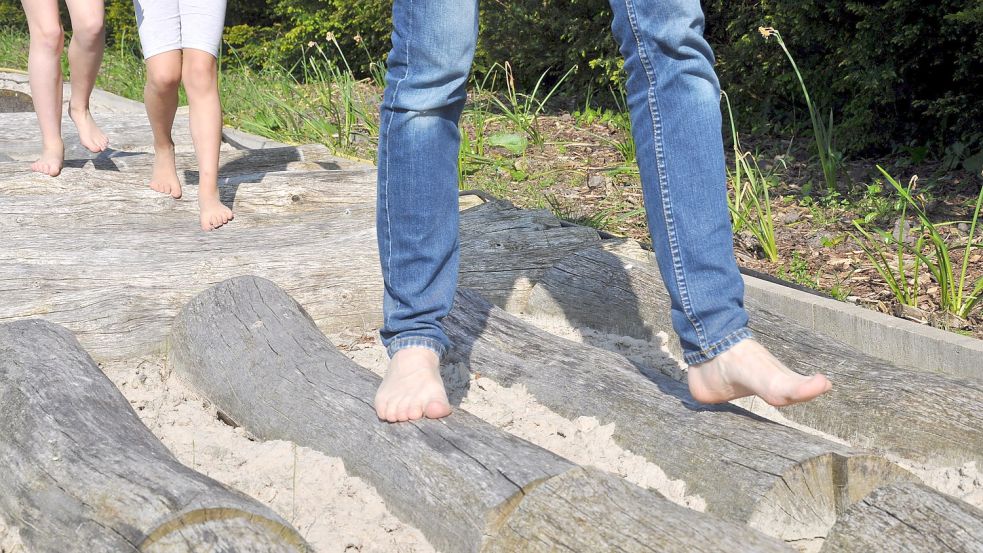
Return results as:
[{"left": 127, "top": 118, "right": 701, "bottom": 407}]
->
[
  {"left": 68, "top": 103, "right": 109, "bottom": 153},
  {"left": 149, "top": 143, "right": 182, "bottom": 198},
  {"left": 30, "top": 140, "right": 64, "bottom": 177},
  {"left": 374, "top": 347, "right": 451, "bottom": 422},
  {"left": 198, "top": 185, "right": 234, "bottom": 231},
  {"left": 688, "top": 339, "right": 831, "bottom": 407}
]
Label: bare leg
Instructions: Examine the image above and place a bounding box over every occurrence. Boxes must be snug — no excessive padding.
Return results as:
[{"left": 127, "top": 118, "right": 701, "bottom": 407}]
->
[
  {"left": 143, "top": 50, "right": 182, "bottom": 198},
  {"left": 181, "top": 48, "right": 232, "bottom": 231},
  {"left": 374, "top": 348, "right": 451, "bottom": 422},
  {"left": 64, "top": 0, "right": 108, "bottom": 153},
  {"left": 21, "top": 0, "right": 64, "bottom": 176},
  {"left": 687, "top": 339, "right": 832, "bottom": 407}
]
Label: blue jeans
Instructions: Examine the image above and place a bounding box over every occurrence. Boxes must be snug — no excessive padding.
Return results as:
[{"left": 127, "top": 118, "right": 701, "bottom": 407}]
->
[{"left": 377, "top": 0, "right": 752, "bottom": 365}]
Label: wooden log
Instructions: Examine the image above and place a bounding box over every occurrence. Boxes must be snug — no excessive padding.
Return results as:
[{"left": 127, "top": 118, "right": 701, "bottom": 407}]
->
[
  {"left": 444, "top": 289, "right": 914, "bottom": 544},
  {"left": 0, "top": 181, "right": 598, "bottom": 361},
  {"left": 0, "top": 319, "right": 310, "bottom": 553},
  {"left": 821, "top": 482, "right": 983, "bottom": 553},
  {"left": 0, "top": 169, "right": 376, "bottom": 230},
  {"left": 0, "top": 111, "right": 226, "bottom": 161},
  {"left": 168, "top": 275, "right": 793, "bottom": 553},
  {"left": 524, "top": 244, "right": 983, "bottom": 467},
  {"left": 485, "top": 466, "right": 793, "bottom": 553}
]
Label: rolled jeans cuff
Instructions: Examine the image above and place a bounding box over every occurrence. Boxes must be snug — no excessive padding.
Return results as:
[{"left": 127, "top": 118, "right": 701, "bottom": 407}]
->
[
  {"left": 386, "top": 335, "right": 448, "bottom": 360},
  {"left": 683, "top": 327, "right": 754, "bottom": 365}
]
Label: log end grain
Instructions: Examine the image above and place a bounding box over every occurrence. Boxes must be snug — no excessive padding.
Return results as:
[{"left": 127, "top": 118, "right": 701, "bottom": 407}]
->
[{"left": 821, "top": 481, "right": 983, "bottom": 553}]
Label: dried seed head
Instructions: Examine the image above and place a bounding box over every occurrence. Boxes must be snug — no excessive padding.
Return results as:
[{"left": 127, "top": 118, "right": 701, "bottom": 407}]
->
[{"left": 759, "top": 26, "right": 777, "bottom": 39}]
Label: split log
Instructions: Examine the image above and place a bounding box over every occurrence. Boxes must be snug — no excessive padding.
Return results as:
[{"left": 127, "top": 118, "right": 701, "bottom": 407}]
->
[
  {"left": 444, "top": 289, "right": 914, "bottom": 544},
  {"left": 169, "top": 275, "right": 792, "bottom": 553},
  {"left": 0, "top": 319, "right": 310, "bottom": 552},
  {"left": 0, "top": 168, "right": 376, "bottom": 230},
  {"left": 524, "top": 243, "right": 983, "bottom": 466},
  {"left": 0, "top": 186, "right": 598, "bottom": 361},
  {"left": 0, "top": 111, "right": 224, "bottom": 161},
  {"left": 821, "top": 482, "right": 983, "bottom": 553}
]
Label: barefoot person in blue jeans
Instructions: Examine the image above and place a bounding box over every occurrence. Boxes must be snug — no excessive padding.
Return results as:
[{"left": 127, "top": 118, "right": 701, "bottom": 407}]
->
[{"left": 374, "top": 0, "right": 833, "bottom": 422}]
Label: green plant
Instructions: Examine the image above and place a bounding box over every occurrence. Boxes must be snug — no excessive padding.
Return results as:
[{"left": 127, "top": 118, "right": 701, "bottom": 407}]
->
[
  {"left": 778, "top": 251, "right": 818, "bottom": 288},
  {"left": 722, "top": 92, "right": 778, "bottom": 262},
  {"left": 851, "top": 174, "right": 925, "bottom": 308},
  {"left": 759, "top": 27, "right": 839, "bottom": 192},
  {"left": 877, "top": 166, "right": 983, "bottom": 319},
  {"left": 486, "top": 62, "right": 576, "bottom": 146}
]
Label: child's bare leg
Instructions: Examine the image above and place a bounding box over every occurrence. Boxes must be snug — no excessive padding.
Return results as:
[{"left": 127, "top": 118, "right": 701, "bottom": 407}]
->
[
  {"left": 182, "top": 48, "right": 232, "bottom": 231},
  {"left": 64, "top": 0, "right": 108, "bottom": 153},
  {"left": 688, "top": 339, "right": 831, "bottom": 407},
  {"left": 374, "top": 348, "right": 451, "bottom": 422},
  {"left": 143, "top": 51, "right": 182, "bottom": 198},
  {"left": 21, "top": 0, "right": 64, "bottom": 176}
]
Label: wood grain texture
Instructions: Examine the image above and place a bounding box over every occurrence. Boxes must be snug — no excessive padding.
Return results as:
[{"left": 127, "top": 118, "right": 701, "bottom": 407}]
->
[
  {"left": 445, "top": 289, "right": 913, "bottom": 544},
  {"left": 0, "top": 319, "right": 310, "bottom": 553},
  {"left": 524, "top": 243, "right": 983, "bottom": 466},
  {"left": 167, "top": 276, "right": 787, "bottom": 553},
  {"left": 485, "top": 467, "right": 792, "bottom": 553},
  {"left": 0, "top": 157, "right": 598, "bottom": 362},
  {"left": 821, "top": 482, "right": 983, "bottom": 553}
]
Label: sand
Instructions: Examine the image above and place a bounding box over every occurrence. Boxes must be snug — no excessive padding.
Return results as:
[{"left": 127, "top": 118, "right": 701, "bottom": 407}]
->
[
  {"left": 0, "top": 354, "right": 434, "bottom": 553},
  {"left": 2, "top": 314, "right": 979, "bottom": 553}
]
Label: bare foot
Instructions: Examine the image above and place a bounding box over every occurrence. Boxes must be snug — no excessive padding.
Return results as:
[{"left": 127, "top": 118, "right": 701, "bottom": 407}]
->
[
  {"left": 687, "top": 339, "right": 831, "bottom": 407},
  {"left": 30, "top": 140, "right": 64, "bottom": 177},
  {"left": 198, "top": 185, "right": 234, "bottom": 231},
  {"left": 149, "top": 144, "right": 182, "bottom": 199},
  {"left": 68, "top": 104, "right": 109, "bottom": 153},
  {"left": 374, "top": 347, "right": 451, "bottom": 422}
]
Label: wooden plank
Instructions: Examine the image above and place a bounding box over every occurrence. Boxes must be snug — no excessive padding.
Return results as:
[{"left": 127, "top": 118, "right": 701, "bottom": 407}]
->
[
  {"left": 524, "top": 243, "right": 983, "bottom": 467},
  {"left": 0, "top": 319, "right": 310, "bottom": 553},
  {"left": 168, "top": 275, "right": 793, "bottom": 553},
  {"left": 445, "top": 289, "right": 914, "bottom": 544},
  {"left": 822, "top": 482, "right": 983, "bottom": 553}
]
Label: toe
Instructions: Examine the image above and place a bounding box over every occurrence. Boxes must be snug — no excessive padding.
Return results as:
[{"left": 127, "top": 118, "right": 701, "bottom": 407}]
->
[
  {"left": 374, "top": 394, "right": 389, "bottom": 421},
  {"left": 424, "top": 399, "right": 451, "bottom": 419},
  {"left": 385, "top": 400, "right": 402, "bottom": 423}
]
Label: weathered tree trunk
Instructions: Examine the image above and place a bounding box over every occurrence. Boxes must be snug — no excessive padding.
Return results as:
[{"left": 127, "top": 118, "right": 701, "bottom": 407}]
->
[
  {"left": 0, "top": 320, "right": 310, "bottom": 553},
  {"left": 0, "top": 146, "right": 599, "bottom": 362},
  {"left": 524, "top": 243, "right": 983, "bottom": 467},
  {"left": 444, "top": 289, "right": 913, "bottom": 544},
  {"left": 821, "top": 482, "right": 983, "bottom": 553},
  {"left": 168, "top": 276, "right": 793, "bottom": 553},
  {"left": 484, "top": 467, "right": 793, "bottom": 553}
]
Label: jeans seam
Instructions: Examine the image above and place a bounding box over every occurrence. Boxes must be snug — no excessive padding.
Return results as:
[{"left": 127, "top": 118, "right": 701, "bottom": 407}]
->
[
  {"left": 381, "top": 0, "right": 413, "bottom": 330},
  {"left": 683, "top": 327, "right": 753, "bottom": 365},
  {"left": 387, "top": 335, "right": 447, "bottom": 359},
  {"left": 622, "top": 0, "right": 710, "bottom": 351}
]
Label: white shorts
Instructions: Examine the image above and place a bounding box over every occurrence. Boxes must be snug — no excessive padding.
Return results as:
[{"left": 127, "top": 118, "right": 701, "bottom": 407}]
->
[{"left": 133, "top": 0, "right": 227, "bottom": 59}]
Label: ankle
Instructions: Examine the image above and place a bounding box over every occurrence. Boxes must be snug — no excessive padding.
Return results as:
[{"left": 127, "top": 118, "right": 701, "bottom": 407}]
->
[
  {"left": 68, "top": 102, "right": 89, "bottom": 116},
  {"left": 154, "top": 142, "right": 175, "bottom": 154}
]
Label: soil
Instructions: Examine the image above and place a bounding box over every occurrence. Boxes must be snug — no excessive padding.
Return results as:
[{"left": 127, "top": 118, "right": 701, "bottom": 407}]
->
[{"left": 456, "top": 107, "right": 983, "bottom": 341}]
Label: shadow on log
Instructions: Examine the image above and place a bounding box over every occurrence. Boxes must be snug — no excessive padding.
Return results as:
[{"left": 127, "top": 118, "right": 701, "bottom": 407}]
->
[
  {"left": 444, "top": 289, "right": 913, "bottom": 544},
  {"left": 169, "top": 276, "right": 793, "bottom": 553},
  {"left": 821, "top": 482, "right": 983, "bottom": 553},
  {"left": 0, "top": 320, "right": 310, "bottom": 552},
  {"left": 0, "top": 193, "right": 598, "bottom": 362},
  {"left": 524, "top": 243, "right": 983, "bottom": 466}
]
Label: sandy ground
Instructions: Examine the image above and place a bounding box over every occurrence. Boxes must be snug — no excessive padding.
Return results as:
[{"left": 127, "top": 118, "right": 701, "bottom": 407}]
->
[{"left": 2, "top": 314, "right": 980, "bottom": 553}]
